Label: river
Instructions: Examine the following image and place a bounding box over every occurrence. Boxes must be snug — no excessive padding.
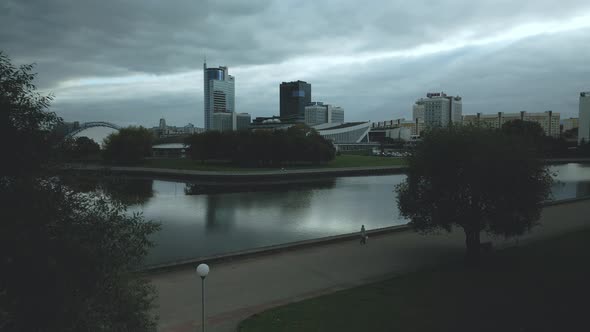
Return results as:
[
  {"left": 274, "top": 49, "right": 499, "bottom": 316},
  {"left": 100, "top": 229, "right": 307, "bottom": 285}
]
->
[{"left": 66, "top": 163, "right": 590, "bottom": 267}]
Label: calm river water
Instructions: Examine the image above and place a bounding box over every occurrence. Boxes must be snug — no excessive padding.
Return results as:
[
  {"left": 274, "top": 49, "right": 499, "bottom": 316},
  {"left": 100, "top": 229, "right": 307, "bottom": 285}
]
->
[{"left": 72, "top": 163, "right": 590, "bottom": 266}]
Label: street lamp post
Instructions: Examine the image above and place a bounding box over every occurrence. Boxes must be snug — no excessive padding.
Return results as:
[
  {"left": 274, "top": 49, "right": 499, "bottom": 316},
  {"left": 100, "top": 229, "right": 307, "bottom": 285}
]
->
[{"left": 196, "top": 263, "right": 210, "bottom": 332}]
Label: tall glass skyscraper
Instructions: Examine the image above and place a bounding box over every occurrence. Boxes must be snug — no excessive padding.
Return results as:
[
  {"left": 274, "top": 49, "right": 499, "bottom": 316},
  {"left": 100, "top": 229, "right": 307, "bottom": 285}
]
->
[
  {"left": 203, "top": 62, "right": 235, "bottom": 130},
  {"left": 280, "top": 80, "right": 311, "bottom": 122}
]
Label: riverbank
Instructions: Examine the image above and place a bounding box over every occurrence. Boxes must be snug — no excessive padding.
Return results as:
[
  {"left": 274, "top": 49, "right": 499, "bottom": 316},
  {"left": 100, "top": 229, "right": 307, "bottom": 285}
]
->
[
  {"left": 60, "top": 164, "right": 408, "bottom": 181},
  {"left": 149, "top": 198, "right": 590, "bottom": 332},
  {"left": 238, "top": 229, "right": 590, "bottom": 332},
  {"left": 143, "top": 195, "right": 590, "bottom": 273},
  {"left": 59, "top": 157, "right": 590, "bottom": 182}
]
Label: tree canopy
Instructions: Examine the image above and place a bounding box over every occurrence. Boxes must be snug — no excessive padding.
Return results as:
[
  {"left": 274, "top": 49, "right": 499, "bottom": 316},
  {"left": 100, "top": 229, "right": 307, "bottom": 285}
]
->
[
  {"left": 0, "top": 51, "right": 159, "bottom": 331},
  {"left": 185, "top": 126, "right": 335, "bottom": 167},
  {"left": 103, "top": 126, "right": 154, "bottom": 164},
  {"left": 59, "top": 136, "right": 101, "bottom": 161},
  {"left": 396, "top": 126, "right": 552, "bottom": 264},
  {"left": 501, "top": 119, "right": 546, "bottom": 139},
  {"left": 0, "top": 52, "right": 59, "bottom": 176}
]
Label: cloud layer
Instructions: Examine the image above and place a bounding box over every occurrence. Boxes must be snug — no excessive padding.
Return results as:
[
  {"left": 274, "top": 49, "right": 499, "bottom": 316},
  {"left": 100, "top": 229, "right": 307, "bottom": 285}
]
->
[{"left": 1, "top": 0, "right": 589, "bottom": 127}]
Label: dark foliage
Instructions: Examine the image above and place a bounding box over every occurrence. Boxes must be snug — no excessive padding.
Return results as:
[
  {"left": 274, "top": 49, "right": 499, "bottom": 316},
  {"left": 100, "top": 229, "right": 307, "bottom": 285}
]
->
[
  {"left": 0, "top": 179, "right": 160, "bottom": 331},
  {"left": 562, "top": 127, "right": 578, "bottom": 140},
  {"left": 58, "top": 136, "right": 101, "bottom": 161},
  {"left": 0, "top": 52, "right": 159, "bottom": 331},
  {"left": 501, "top": 119, "right": 580, "bottom": 158},
  {"left": 103, "top": 127, "right": 154, "bottom": 164},
  {"left": 185, "top": 125, "right": 335, "bottom": 167},
  {"left": 0, "top": 52, "right": 60, "bottom": 176},
  {"left": 396, "top": 126, "right": 552, "bottom": 264},
  {"left": 501, "top": 119, "right": 546, "bottom": 140},
  {"left": 60, "top": 175, "right": 154, "bottom": 206}
]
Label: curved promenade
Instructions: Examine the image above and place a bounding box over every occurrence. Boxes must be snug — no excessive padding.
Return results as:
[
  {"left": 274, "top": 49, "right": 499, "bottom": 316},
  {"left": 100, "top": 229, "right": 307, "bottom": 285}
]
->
[{"left": 149, "top": 198, "right": 590, "bottom": 332}]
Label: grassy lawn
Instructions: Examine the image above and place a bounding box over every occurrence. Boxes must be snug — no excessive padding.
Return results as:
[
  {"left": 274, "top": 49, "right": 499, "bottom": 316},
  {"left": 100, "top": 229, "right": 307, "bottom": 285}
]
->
[
  {"left": 239, "top": 230, "right": 590, "bottom": 332},
  {"left": 143, "top": 155, "right": 406, "bottom": 171}
]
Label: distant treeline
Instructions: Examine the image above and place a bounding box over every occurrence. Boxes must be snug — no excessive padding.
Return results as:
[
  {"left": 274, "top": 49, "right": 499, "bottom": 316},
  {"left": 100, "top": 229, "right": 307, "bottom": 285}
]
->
[{"left": 184, "top": 126, "right": 335, "bottom": 167}]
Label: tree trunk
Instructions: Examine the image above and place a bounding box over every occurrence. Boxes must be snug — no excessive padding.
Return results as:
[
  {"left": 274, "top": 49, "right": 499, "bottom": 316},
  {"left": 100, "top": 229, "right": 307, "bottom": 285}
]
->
[{"left": 464, "top": 227, "right": 481, "bottom": 266}]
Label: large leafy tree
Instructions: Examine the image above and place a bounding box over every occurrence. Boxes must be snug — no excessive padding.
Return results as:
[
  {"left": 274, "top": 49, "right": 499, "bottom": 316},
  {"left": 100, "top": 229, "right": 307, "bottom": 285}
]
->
[
  {"left": 0, "top": 52, "right": 160, "bottom": 331},
  {"left": 501, "top": 119, "right": 546, "bottom": 139},
  {"left": 59, "top": 136, "right": 101, "bottom": 160},
  {"left": 0, "top": 52, "right": 59, "bottom": 176},
  {"left": 103, "top": 126, "right": 154, "bottom": 164},
  {"left": 0, "top": 181, "right": 159, "bottom": 331},
  {"left": 396, "top": 126, "right": 552, "bottom": 264}
]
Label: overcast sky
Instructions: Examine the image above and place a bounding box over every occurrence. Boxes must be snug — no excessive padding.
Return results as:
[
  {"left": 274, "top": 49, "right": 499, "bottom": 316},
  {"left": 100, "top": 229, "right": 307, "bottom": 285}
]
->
[{"left": 2, "top": 0, "right": 589, "bottom": 128}]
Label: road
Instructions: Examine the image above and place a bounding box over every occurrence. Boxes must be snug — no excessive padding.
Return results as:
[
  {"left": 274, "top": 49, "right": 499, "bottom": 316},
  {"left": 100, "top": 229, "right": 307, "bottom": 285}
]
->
[{"left": 150, "top": 199, "right": 590, "bottom": 332}]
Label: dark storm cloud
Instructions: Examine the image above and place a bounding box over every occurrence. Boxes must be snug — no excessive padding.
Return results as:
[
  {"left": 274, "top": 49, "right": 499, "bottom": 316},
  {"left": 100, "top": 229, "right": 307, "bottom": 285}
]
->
[{"left": 1, "top": 0, "right": 589, "bottom": 126}]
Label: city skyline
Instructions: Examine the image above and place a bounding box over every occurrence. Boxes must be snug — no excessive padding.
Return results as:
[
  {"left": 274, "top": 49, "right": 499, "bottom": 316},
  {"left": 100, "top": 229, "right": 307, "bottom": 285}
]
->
[{"left": 1, "top": 0, "right": 590, "bottom": 127}]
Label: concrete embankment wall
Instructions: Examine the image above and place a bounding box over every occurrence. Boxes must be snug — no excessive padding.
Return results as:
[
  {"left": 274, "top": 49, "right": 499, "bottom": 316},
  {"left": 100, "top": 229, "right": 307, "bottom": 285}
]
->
[
  {"left": 61, "top": 158, "right": 590, "bottom": 183},
  {"left": 60, "top": 164, "right": 409, "bottom": 182}
]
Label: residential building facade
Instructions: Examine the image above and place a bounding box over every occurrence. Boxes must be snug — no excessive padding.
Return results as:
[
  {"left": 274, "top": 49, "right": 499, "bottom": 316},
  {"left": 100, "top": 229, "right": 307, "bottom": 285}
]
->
[
  {"left": 561, "top": 118, "right": 579, "bottom": 132},
  {"left": 580, "top": 92, "right": 590, "bottom": 144},
  {"left": 412, "top": 102, "right": 425, "bottom": 121},
  {"left": 463, "top": 111, "right": 560, "bottom": 137},
  {"left": 416, "top": 92, "right": 462, "bottom": 128},
  {"left": 304, "top": 102, "right": 345, "bottom": 126}
]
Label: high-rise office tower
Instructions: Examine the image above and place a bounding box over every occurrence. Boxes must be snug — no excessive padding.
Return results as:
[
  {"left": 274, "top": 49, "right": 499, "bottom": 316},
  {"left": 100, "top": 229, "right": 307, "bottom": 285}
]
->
[
  {"left": 203, "top": 62, "right": 235, "bottom": 130},
  {"left": 280, "top": 80, "right": 311, "bottom": 122},
  {"left": 579, "top": 91, "right": 590, "bottom": 145}
]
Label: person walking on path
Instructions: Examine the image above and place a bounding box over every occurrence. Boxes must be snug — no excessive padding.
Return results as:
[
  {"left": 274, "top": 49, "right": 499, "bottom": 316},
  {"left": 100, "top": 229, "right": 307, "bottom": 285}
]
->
[{"left": 360, "top": 225, "right": 367, "bottom": 245}]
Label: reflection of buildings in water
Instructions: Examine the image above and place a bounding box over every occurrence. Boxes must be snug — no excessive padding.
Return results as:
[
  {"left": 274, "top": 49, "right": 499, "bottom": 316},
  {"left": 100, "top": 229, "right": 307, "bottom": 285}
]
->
[
  {"left": 188, "top": 178, "right": 337, "bottom": 231},
  {"left": 204, "top": 194, "right": 236, "bottom": 232}
]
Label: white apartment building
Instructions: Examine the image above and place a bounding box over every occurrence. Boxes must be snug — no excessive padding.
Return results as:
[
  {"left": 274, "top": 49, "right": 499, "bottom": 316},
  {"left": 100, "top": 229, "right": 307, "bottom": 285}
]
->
[
  {"left": 233, "top": 112, "right": 251, "bottom": 131},
  {"left": 561, "top": 118, "right": 579, "bottom": 132},
  {"left": 304, "top": 102, "right": 345, "bottom": 126},
  {"left": 580, "top": 92, "right": 590, "bottom": 144},
  {"left": 417, "top": 92, "right": 462, "bottom": 128},
  {"left": 462, "top": 111, "right": 561, "bottom": 137},
  {"left": 412, "top": 102, "right": 425, "bottom": 121},
  {"left": 212, "top": 112, "right": 251, "bottom": 132}
]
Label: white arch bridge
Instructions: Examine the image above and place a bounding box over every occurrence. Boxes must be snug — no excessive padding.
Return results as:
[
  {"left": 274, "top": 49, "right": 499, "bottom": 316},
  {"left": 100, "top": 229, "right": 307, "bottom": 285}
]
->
[{"left": 66, "top": 121, "right": 121, "bottom": 138}]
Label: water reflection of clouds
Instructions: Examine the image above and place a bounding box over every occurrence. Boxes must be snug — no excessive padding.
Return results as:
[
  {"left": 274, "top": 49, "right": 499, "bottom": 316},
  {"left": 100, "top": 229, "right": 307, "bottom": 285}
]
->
[
  {"left": 550, "top": 163, "right": 590, "bottom": 182},
  {"left": 125, "top": 164, "right": 590, "bottom": 265}
]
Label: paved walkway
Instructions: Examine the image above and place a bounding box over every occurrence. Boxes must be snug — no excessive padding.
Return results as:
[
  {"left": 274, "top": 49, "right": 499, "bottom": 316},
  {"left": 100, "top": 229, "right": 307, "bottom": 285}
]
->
[{"left": 150, "top": 200, "right": 590, "bottom": 332}]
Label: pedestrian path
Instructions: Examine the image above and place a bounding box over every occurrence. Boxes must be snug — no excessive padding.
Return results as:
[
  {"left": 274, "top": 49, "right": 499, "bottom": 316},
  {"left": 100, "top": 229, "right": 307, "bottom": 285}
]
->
[{"left": 150, "top": 199, "right": 590, "bottom": 332}]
